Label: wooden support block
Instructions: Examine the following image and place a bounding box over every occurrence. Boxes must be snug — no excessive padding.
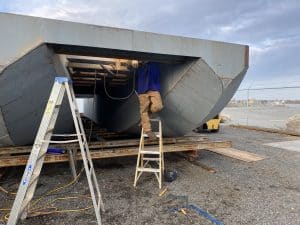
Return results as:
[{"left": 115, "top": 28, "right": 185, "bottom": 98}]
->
[
  {"left": 207, "top": 147, "right": 265, "bottom": 162},
  {"left": 0, "top": 139, "right": 232, "bottom": 167},
  {"left": 0, "top": 136, "right": 208, "bottom": 156}
]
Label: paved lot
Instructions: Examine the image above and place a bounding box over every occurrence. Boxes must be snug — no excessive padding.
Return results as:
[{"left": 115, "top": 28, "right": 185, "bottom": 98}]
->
[
  {"left": 0, "top": 126, "right": 299, "bottom": 225},
  {"left": 222, "top": 105, "right": 300, "bottom": 129}
]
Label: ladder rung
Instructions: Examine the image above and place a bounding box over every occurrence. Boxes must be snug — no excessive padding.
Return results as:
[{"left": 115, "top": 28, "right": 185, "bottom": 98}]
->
[
  {"left": 137, "top": 167, "right": 160, "bottom": 173},
  {"left": 149, "top": 119, "right": 161, "bottom": 122},
  {"left": 140, "top": 150, "right": 160, "bottom": 155},
  {"left": 51, "top": 133, "right": 81, "bottom": 137},
  {"left": 143, "top": 157, "right": 160, "bottom": 161},
  {"left": 143, "top": 133, "right": 160, "bottom": 138},
  {"left": 41, "top": 139, "right": 79, "bottom": 144}
]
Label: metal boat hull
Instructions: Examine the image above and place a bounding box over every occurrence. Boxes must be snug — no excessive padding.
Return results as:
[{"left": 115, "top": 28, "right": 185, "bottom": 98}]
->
[{"left": 0, "top": 13, "right": 249, "bottom": 146}]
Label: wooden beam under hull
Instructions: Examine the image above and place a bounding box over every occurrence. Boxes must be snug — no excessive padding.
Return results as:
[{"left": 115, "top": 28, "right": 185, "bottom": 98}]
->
[{"left": 0, "top": 138, "right": 231, "bottom": 167}]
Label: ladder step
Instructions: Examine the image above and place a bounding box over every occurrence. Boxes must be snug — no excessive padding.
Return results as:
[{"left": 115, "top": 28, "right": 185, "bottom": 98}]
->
[
  {"left": 137, "top": 167, "right": 160, "bottom": 173},
  {"left": 140, "top": 150, "right": 160, "bottom": 155},
  {"left": 143, "top": 132, "right": 160, "bottom": 138},
  {"left": 143, "top": 157, "right": 160, "bottom": 161},
  {"left": 51, "top": 133, "right": 81, "bottom": 137},
  {"left": 149, "top": 119, "right": 161, "bottom": 122},
  {"left": 41, "top": 139, "right": 79, "bottom": 144}
]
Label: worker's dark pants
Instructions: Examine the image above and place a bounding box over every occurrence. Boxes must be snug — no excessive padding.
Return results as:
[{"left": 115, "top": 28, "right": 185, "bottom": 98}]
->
[{"left": 138, "top": 91, "right": 163, "bottom": 132}]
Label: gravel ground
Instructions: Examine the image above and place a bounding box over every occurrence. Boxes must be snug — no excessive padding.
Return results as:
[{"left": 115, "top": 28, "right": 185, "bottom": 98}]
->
[{"left": 0, "top": 125, "right": 299, "bottom": 225}]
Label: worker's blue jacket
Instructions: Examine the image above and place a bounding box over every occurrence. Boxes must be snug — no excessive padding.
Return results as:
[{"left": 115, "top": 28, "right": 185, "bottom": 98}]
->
[{"left": 136, "top": 62, "right": 161, "bottom": 94}]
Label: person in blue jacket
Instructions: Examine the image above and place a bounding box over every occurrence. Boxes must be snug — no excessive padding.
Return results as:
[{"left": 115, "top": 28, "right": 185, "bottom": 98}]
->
[{"left": 136, "top": 61, "right": 163, "bottom": 139}]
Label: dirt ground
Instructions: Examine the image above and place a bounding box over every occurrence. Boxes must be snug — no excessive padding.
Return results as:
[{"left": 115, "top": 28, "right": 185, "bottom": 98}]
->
[{"left": 0, "top": 125, "right": 299, "bottom": 225}]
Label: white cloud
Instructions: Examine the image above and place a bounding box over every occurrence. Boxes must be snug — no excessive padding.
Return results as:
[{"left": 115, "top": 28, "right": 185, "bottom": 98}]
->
[
  {"left": 27, "top": 2, "right": 98, "bottom": 20},
  {"left": 219, "top": 18, "right": 256, "bottom": 34}
]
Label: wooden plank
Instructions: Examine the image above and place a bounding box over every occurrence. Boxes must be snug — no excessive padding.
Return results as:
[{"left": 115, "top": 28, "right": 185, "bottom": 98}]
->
[
  {"left": 0, "top": 143, "right": 198, "bottom": 167},
  {"left": 206, "top": 147, "right": 265, "bottom": 162},
  {"left": 198, "top": 140, "right": 231, "bottom": 149},
  {"left": 0, "top": 140, "right": 229, "bottom": 167},
  {"left": 231, "top": 124, "right": 300, "bottom": 137},
  {"left": 0, "top": 136, "right": 208, "bottom": 155}
]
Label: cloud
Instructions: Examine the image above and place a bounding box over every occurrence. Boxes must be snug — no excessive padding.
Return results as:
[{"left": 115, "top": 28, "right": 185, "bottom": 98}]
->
[
  {"left": 6, "top": 0, "right": 100, "bottom": 22},
  {"left": 27, "top": 2, "right": 99, "bottom": 20}
]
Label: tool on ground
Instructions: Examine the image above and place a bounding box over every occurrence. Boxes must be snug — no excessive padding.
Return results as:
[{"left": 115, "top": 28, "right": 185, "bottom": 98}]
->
[
  {"left": 164, "top": 169, "right": 178, "bottom": 182},
  {"left": 180, "top": 208, "right": 187, "bottom": 215},
  {"left": 179, "top": 208, "right": 193, "bottom": 223},
  {"left": 6, "top": 77, "right": 104, "bottom": 225},
  {"left": 159, "top": 187, "right": 168, "bottom": 197},
  {"left": 166, "top": 194, "right": 223, "bottom": 225},
  {"left": 134, "top": 119, "right": 164, "bottom": 189},
  {"left": 188, "top": 204, "right": 223, "bottom": 225},
  {"left": 204, "top": 115, "right": 221, "bottom": 132}
]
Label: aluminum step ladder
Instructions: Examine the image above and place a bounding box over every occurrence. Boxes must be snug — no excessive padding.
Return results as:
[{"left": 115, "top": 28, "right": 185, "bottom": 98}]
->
[
  {"left": 7, "top": 77, "right": 104, "bottom": 225},
  {"left": 133, "top": 119, "right": 164, "bottom": 189}
]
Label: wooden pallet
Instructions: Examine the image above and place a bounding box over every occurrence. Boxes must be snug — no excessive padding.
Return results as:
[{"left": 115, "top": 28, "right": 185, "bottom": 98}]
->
[{"left": 0, "top": 136, "right": 232, "bottom": 167}]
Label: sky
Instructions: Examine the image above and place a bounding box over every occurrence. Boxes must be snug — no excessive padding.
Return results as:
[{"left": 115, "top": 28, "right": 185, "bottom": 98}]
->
[{"left": 0, "top": 0, "right": 300, "bottom": 92}]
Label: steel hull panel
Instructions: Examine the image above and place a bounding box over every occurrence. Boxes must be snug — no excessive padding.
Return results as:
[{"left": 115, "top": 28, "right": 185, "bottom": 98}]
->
[
  {"left": 0, "top": 13, "right": 249, "bottom": 146},
  {"left": 106, "top": 58, "right": 244, "bottom": 136},
  {"left": 0, "top": 13, "right": 247, "bottom": 78},
  {"left": 0, "top": 45, "right": 73, "bottom": 146}
]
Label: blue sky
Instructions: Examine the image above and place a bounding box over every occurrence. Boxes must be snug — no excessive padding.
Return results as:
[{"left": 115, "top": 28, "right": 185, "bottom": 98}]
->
[{"left": 1, "top": 0, "right": 300, "bottom": 91}]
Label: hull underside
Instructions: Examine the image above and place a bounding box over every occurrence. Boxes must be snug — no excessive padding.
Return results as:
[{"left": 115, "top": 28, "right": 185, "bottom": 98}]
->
[{"left": 0, "top": 13, "right": 249, "bottom": 146}]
